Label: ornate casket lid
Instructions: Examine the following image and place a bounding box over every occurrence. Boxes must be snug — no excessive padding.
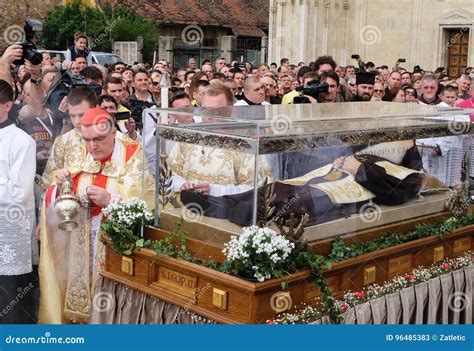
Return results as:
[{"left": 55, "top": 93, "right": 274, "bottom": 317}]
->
[{"left": 151, "top": 103, "right": 474, "bottom": 154}]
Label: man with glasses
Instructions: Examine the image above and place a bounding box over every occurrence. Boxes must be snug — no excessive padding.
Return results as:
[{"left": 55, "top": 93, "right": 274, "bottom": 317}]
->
[
  {"left": 39, "top": 108, "right": 155, "bottom": 324},
  {"left": 113, "top": 62, "right": 127, "bottom": 74},
  {"left": 261, "top": 75, "right": 281, "bottom": 104},
  {"left": 373, "top": 82, "right": 386, "bottom": 99},
  {"left": 418, "top": 75, "right": 441, "bottom": 105},
  {"left": 187, "top": 58, "right": 198, "bottom": 72},
  {"left": 403, "top": 86, "right": 418, "bottom": 103}
]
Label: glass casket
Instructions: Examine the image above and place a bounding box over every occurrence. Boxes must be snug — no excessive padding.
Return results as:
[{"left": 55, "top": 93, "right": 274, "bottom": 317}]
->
[
  {"left": 149, "top": 102, "right": 473, "bottom": 244},
  {"left": 98, "top": 102, "right": 473, "bottom": 324}
]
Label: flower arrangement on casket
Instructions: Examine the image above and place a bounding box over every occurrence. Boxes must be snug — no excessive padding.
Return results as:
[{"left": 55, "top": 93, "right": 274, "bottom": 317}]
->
[
  {"left": 223, "top": 226, "right": 296, "bottom": 282},
  {"left": 101, "top": 198, "right": 154, "bottom": 255}
]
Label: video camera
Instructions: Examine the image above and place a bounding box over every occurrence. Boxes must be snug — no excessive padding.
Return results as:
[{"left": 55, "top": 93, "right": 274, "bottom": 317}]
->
[
  {"left": 128, "top": 99, "right": 156, "bottom": 130},
  {"left": 43, "top": 71, "right": 102, "bottom": 122},
  {"left": 293, "top": 79, "right": 329, "bottom": 104},
  {"left": 13, "top": 19, "right": 43, "bottom": 66}
]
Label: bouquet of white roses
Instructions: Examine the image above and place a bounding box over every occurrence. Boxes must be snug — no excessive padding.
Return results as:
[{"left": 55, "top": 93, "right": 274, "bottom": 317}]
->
[
  {"left": 223, "top": 226, "right": 295, "bottom": 282},
  {"left": 101, "top": 198, "right": 154, "bottom": 255}
]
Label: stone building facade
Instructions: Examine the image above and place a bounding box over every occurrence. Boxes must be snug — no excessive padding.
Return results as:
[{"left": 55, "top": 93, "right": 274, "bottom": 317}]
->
[{"left": 269, "top": 0, "right": 473, "bottom": 75}]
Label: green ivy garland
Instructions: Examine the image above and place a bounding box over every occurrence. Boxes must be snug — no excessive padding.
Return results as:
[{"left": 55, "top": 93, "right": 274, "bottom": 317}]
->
[{"left": 103, "top": 215, "right": 474, "bottom": 324}]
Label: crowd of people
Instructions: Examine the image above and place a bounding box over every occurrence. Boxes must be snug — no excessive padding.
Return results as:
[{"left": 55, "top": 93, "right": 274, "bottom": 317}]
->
[{"left": 0, "top": 30, "right": 474, "bottom": 324}]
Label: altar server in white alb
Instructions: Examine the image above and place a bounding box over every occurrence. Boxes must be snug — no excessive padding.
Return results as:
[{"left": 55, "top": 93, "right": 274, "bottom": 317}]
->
[{"left": 0, "top": 79, "right": 37, "bottom": 323}]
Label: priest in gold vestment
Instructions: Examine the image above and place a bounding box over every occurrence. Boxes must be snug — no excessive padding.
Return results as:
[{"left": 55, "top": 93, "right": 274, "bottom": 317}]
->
[
  {"left": 39, "top": 108, "right": 155, "bottom": 324},
  {"left": 167, "top": 142, "right": 273, "bottom": 196},
  {"left": 42, "top": 86, "right": 130, "bottom": 189}
]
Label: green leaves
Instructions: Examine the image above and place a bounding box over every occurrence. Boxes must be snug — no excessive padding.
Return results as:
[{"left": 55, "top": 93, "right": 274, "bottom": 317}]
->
[
  {"left": 324, "top": 215, "right": 474, "bottom": 264},
  {"left": 135, "top": 238, "right": 145, "bottom": 248}
]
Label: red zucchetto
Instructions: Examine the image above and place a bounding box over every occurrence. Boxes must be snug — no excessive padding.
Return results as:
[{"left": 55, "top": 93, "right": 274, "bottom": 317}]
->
[{"left": 81, "top": 108, "right": 113, "bottom": 126}]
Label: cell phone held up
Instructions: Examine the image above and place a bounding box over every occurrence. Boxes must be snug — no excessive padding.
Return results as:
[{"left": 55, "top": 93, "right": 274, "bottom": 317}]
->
[
  {"left": 351, "top": 54, "right": 360, "bottom": 60},
  {"left": 114, "top": 111, "right": 131, "bottom": 121},
  {"left": 398, "top": 58, "right": 406, "bottom": 63}
]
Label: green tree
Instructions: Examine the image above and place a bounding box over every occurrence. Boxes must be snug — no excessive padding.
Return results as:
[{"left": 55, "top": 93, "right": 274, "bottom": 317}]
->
[{"left": 40, "top": 0, "right": 159, "bottom": 62}]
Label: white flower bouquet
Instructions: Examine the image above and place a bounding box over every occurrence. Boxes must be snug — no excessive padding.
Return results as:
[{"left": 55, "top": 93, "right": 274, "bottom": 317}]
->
[
  {"left": 223, "top": 226, "right": 295, "bottom": 282},
  {"left": 101, "top": 198, "right": 154, "bottom": 255}
]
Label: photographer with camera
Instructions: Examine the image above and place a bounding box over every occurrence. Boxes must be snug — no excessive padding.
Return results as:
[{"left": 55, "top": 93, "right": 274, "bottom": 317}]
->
[
  {"left": 0, "top": 20, "right": 46, "bottom": 125},
  {"left": 1, "top": 45, "right": 44, "bottom": 125},
  {"left": 281, "top": 66, "right": 314, "bottom": 104},
  {"left": 318, "top": 71, "right": 345, "bottom": 103}
]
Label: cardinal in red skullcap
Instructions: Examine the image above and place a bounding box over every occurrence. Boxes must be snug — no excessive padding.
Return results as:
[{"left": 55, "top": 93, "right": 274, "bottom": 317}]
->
[
  {"left": 81, "top": 107, "right": 114, "bottom": 127},
  {"left": 38, "top": 105, "right": 155, "bottom": 324}
]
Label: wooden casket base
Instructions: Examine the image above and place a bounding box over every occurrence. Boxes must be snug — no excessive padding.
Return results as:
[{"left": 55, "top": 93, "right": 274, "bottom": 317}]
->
[{"left": 102, "top": 209, "right": 473, "bottom": 324}]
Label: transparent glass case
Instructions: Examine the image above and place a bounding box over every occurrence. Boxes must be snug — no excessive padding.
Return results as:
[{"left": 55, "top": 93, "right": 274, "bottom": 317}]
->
[{"left": 143, "top": 103, "right": 473, "bottom": 244}]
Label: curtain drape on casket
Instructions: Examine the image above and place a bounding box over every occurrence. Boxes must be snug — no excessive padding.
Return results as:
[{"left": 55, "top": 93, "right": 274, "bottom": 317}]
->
[
  {"left": 91, "top": 266, "right": 471, "bottom": 324},
  {"left": 90, "top": 276, "right": 214, "bottom": 324},
  {"left": 312, "top": 266, "right": 472, "bottom": 325}
]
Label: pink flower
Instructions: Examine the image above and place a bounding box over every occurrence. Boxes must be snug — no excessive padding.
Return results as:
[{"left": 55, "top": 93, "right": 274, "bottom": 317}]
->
[
  {"left": 267, "top": 319, "right": 275, "bottom": 325},
  {"left": 355, "top": 291, "right": 365, "bottom": 299},
  {"left": 341, "top": 303, "right": 348, "bottom": 311},
  {"left": 442, "top": 263, "right": 449, "bottom": 270},
  {"left": 408, "top": 274, "right": 416, "bottom": 282},
  {"left": 99, "top": 261, "right": 105, "bottom": 267}
]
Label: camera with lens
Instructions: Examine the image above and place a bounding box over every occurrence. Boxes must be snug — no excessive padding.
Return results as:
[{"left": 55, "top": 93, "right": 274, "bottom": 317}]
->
[
  {"left": 129, "top": 99, "right": 156, "bottom": 130},
  {"left": 13, "top": 19, "right": 44, "bottom": 66},
  {"left": 294, "top": 79, "right": 329, "bottom": 103}
]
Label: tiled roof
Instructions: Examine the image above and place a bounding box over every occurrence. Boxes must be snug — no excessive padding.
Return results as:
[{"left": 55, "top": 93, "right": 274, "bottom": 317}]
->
[{"left": 110, "top": 0, "right": 269, "bottom": 35}]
